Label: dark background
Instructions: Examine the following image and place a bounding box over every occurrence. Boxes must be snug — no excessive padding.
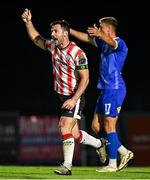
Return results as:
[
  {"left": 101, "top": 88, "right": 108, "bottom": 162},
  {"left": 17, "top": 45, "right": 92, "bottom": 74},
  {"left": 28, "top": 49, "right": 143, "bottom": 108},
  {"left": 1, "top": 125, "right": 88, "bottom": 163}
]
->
[{"left": 0, "top": 0, "right": 149, "bottom": 118}]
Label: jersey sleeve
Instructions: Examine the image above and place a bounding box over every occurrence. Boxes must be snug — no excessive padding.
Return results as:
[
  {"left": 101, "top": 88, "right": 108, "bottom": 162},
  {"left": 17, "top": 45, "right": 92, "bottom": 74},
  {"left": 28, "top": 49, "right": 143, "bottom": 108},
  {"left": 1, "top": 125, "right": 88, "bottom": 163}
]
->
[
  {"left": 75, "top": 51, "right": 88, "bottom": 71},
  {"left": 115, "top": 38, "right": 128, "bottom": 53}
]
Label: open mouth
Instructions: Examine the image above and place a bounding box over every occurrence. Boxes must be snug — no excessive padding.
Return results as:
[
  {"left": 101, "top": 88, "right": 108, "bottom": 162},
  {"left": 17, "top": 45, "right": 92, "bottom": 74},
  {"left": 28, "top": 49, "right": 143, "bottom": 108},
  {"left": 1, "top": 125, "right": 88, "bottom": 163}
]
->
[{"left": 53, "top": 37, "right": 57, "bottom": 41}]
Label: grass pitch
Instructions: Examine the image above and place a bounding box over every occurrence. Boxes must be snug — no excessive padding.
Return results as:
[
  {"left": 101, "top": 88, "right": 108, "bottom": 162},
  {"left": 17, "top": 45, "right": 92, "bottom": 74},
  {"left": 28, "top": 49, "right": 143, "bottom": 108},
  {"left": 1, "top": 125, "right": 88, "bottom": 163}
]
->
[{"left": 0, "top": 166, "right": 150, "bottom": 179}]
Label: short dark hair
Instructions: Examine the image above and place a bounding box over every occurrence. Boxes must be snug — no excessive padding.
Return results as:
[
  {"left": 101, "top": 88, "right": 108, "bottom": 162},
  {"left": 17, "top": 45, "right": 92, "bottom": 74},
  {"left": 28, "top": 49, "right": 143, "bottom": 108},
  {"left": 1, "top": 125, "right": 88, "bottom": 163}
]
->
[
  {"left": 99, "top": 17, "right": 118, "bottom": 31},
  {"left": 50, "top": 20, "right": 70, "bottom": 34}
]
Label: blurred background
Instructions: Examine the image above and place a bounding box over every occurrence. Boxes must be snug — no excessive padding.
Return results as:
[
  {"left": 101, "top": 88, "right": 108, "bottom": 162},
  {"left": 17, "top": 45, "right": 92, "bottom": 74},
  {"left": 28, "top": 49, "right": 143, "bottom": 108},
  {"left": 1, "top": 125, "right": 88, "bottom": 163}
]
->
[{"left": 0, "top": 0, "right": 149, "bottom": 166}]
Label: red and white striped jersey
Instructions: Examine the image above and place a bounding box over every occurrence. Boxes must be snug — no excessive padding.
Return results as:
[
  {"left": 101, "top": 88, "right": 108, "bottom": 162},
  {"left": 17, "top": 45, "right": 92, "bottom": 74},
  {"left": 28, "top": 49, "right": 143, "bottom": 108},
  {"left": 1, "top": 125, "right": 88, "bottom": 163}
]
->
[{"left": 45, "top": 40, "right": 88, "bottom": 95}]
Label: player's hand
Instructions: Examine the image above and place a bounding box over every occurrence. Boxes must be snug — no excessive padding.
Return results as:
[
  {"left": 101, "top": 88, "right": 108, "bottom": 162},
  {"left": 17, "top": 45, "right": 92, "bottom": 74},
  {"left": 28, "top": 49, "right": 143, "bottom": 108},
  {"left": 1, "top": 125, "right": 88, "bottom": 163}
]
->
[
  {"left": 22, "top": 8, "right": 32, "bottom": 23},
  {"left": 87, "top": 24, "right": 100, "bottom": 37},
  {"left": 62, "top": 98, "right": 77, "bottom": 110}
]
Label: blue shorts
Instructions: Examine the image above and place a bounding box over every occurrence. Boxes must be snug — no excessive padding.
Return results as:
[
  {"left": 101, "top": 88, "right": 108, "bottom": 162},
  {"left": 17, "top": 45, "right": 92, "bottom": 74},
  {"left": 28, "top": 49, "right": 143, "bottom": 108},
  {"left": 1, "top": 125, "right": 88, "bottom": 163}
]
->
[{"left": 95, "top": 88, "right": 126, "bottom": 117}]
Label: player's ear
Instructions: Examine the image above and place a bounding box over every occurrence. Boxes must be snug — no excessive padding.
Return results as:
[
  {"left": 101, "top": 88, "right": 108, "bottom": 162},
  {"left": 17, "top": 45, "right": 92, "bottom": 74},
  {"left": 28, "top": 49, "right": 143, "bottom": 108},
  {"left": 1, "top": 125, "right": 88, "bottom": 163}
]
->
[
  {"left": 64, "top": 31, "right": 69, "bottom": 37},
  {"left": 108, "top": 25, "right": 112, "bottom": 31}
]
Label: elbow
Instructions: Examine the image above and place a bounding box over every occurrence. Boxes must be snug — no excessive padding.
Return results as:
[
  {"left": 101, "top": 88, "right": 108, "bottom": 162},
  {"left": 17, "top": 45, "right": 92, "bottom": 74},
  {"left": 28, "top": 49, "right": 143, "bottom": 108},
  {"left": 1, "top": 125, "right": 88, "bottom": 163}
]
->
[
  {"left": 87, "top": 78, "right": 89, "bottom": 85},
  {"left": 86, "top": 78, "right": 89, "bottom": 87}
]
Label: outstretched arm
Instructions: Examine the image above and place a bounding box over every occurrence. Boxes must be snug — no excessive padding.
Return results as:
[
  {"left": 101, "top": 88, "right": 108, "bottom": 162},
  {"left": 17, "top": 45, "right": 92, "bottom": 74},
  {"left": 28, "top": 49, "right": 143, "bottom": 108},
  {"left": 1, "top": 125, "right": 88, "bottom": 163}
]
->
[
  {"left": 22, "top": 8, "right": 46, "bottom": 50},
  {"left": 70, "top": 28, "right": 95, "bottom": 46}
]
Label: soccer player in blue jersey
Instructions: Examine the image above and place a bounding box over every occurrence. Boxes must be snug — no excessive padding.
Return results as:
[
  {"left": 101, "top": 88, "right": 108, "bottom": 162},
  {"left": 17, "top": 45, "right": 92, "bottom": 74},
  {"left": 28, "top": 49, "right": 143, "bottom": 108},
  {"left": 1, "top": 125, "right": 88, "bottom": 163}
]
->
[{"left": 70, "top": 17, "right": 134, "bottom": 172}]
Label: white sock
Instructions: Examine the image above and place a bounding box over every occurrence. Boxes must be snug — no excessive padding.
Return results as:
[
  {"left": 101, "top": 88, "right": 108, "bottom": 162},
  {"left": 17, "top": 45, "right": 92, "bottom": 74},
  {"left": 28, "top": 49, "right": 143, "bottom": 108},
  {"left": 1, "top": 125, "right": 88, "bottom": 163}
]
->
[
  {"left": 118, "top": 145, "right": 128, "bottom": 156},
  {"left": 109, "top": 159, "right": 117, "bottom": 169},
  {"left": 63, "top": 137, "right": 75, "bottom": 170},
  {"left": 80, "top": 130, "right": 101, "bottom": 148}
]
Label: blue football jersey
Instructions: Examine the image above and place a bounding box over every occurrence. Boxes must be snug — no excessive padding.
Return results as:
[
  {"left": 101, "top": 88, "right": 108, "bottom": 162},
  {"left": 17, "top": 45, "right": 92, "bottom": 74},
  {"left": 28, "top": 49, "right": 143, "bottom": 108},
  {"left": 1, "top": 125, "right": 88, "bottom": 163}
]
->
[{"left": 94, "top": 37, "right": 128, "bottom": 89}]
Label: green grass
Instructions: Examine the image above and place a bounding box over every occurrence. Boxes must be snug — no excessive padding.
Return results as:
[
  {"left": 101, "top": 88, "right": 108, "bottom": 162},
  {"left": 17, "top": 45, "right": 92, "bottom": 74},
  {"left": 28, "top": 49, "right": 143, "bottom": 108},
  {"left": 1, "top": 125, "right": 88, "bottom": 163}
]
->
[{"left": 0, "top": 166, "right": 150, "bottom": 179}]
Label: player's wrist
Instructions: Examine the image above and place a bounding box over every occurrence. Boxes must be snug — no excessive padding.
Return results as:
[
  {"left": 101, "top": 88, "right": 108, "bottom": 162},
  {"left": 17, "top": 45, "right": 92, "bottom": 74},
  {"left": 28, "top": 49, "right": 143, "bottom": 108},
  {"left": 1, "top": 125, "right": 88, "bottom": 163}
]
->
[
  {"left": 71, "top": 96, "right": 78, "bottom": 103},
  {"left": 96, "top": 32, "right": 101, "bottom": 38},
  {"left": 25, "top": 20, "right": 32, "bottom": 25}
]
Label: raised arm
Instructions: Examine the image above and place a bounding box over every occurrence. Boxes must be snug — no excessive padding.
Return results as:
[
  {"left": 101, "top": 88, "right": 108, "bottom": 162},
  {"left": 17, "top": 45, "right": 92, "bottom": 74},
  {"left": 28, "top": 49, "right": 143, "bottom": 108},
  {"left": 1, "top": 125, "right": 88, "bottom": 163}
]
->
[
  {"left": 22, "top": 8, "right": 46, "bottom": 50},
  {"left": 70, "top": 28, "right": 95, "bottom": 46}
]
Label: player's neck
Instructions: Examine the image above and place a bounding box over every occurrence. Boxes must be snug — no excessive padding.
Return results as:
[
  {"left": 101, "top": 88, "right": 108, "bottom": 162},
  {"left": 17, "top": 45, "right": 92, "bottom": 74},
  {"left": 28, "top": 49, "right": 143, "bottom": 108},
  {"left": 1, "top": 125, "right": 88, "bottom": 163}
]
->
[{"left": 60, "top": 39, "right": 70, "bottom": 49}]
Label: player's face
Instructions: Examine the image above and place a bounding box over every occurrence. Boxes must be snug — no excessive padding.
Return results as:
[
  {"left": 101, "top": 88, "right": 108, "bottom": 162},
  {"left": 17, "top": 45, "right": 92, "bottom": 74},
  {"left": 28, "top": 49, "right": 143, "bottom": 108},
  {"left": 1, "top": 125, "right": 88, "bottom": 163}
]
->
[
  {"left": 51, "top": 24, "right": 65, "bottom": 48},
  {"left": 99, "top": 22, "right": 110, "bottom": 35}
]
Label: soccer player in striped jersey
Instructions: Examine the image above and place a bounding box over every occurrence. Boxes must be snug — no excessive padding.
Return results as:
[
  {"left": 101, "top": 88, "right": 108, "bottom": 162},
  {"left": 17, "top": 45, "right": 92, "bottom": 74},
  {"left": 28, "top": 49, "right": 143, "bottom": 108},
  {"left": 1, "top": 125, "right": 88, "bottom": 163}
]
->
[
  {"left": 70, "top": 17, "right": 134, "bottom": 172},
  {"left": 22, "top": 9, "right": 107, "bottom": 175}
]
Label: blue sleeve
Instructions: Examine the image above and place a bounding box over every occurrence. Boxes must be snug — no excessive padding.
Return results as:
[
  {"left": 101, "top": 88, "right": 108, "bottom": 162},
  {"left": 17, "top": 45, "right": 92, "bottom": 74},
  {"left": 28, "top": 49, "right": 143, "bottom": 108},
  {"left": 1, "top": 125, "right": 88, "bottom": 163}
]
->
[
  {"left": 95, "top": 37, "right": 103, "bottom": 51},
  {"left": 116, "top": 39, "right": 128, "bottom": 53}
]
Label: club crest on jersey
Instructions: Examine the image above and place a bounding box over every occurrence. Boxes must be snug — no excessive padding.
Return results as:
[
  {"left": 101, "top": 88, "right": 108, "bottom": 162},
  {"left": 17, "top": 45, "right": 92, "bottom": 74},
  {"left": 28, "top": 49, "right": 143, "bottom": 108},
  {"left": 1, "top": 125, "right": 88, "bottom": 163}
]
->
[{"left": 78, "top": 54, "right": 86, "bottom": 64}]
